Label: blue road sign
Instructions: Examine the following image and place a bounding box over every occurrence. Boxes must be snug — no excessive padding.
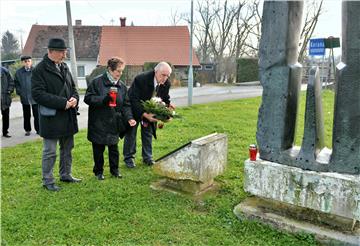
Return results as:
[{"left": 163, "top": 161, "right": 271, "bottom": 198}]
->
[{"left": 309, "top": 38, "right": 325, "bottom": 56}]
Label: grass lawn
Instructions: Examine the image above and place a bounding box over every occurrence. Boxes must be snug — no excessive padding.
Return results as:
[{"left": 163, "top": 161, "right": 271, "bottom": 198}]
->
[{"left": 1, "top": 90, "right": 334, "bottom": 245}]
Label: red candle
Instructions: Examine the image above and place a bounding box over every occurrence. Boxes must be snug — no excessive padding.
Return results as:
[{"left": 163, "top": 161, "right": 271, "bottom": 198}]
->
[
  {"left": 109, "top": 87, "right": 117, "bottom": 107},
  {"left": 249, "top": 144, "right": 257, "bottom": 161}
]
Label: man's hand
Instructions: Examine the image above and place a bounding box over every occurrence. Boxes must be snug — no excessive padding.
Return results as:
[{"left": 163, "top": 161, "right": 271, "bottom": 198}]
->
[
  {"left": 65, "top": 101, "right": 72, "bottom": 109},
  {"left": 68, "top": 97, "right": 78, "bottom": 108},
  {"left": 142, "top": 112, "right": 158, "bottom": 122},
  {"left": 65, "top": 97, "right": 78, "bottom": 110},
  {"left": 168, "top": 103, "right": 176, "bottom": 110},
  {"left": 128, "top": 119, "right": 137, "bottom": 126}
]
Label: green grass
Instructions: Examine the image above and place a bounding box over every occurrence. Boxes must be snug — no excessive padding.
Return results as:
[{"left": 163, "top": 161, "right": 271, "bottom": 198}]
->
[{"left": 1, "top": 90, "right": 334, "bottom": 245}]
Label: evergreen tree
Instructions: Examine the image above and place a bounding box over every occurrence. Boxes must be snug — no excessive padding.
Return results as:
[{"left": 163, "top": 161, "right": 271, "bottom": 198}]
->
[{"left": 1, "top": 30, "right": 20, "bottom": 60}]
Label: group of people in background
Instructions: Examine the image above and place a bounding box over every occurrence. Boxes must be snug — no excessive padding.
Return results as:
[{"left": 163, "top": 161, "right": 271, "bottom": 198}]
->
[
  {"left": 1, "top": 55, "right": 38, "bottom": 138},
  {"left": 1, "top": 37, "right": 174, "bottom": 192}
]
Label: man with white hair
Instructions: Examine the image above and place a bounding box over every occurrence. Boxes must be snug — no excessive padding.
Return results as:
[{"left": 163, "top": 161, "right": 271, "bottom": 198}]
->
[{"left": 123, "top": 62, "right": 175, "bottom": 168}]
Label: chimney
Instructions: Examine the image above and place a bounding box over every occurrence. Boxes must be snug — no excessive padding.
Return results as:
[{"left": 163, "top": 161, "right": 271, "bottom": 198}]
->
[
  {"left": 75, "top": 19, "right": 82, "bottom": 26},
  {"left": 120, "top": 17, "right": 126, "bottom": 27}
]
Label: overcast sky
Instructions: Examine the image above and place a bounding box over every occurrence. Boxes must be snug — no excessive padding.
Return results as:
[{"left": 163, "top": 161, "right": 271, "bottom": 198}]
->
[{"left": 1, "top": 0, "right": 342, "bottom": 54}]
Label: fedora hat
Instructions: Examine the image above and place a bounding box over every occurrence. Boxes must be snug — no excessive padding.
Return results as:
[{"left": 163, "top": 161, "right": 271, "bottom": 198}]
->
[{"left": 47, "top": 38, "right": 68, "bottom": 50}]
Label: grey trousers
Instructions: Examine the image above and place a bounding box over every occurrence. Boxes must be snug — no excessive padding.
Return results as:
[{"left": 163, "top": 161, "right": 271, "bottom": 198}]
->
[
  {"left": 123, "top": 121, "right": 153, "bottom": 163},
  {"left": 42, "top": 136, "right": 74, "bottom": 185}
]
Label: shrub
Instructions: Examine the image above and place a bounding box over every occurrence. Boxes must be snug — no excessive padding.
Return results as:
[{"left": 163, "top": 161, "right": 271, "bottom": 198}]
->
[{"left": 236, "top": 58, "right": 259, "bottom": 83}]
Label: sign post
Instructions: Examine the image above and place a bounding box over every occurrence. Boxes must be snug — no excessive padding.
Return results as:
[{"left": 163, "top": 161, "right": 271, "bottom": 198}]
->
[
  {"left": 325, "top": 36, "right": 340, "bottom": 84},
  {"left": 309, "top": 38, "right": 325, "bottom": 56},
  {"left": 309, "top": 37, "right": 340, "bottom": 86}
]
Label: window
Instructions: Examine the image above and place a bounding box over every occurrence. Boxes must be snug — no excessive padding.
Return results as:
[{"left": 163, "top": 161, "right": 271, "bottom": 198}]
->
[
  {"left": 77, "top": 65, "right": 85, "bottom": 77},
  {"left": 204, "top": 65, "right": 214, "bottom": 70}
]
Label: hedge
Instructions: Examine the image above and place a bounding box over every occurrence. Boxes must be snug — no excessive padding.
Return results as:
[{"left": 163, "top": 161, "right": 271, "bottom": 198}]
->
[{"left": 236, "top": 58, "right": 259, "bottom": 82}]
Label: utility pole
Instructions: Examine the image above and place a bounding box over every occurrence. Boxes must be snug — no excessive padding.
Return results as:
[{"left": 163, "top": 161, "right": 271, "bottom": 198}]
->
[
  {"left": 66, "top": 0, "right": 78, "bottom": 88},
  {"left": 187, "top": 0, "right": 194, "bottom": 106},
  {"left": 16, "top": 29, "right": 25, "bottom": 52}
]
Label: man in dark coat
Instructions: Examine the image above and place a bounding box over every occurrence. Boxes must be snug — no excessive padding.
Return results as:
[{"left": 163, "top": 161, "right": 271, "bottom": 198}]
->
[
  {"left": 84, "top": 57, "right": 136, "bottom": 180},
  {"left": 14, "top": 55, "right": 39, "bottom": 136},
  {"left": 1, "top": 66, "right": 14, "bottom": 138},
  {"left": 123, "top": 61, "right": 175, "bottom": 168},
  {"left": 32, "top": 38, "right": 81, "bottom": 192}
]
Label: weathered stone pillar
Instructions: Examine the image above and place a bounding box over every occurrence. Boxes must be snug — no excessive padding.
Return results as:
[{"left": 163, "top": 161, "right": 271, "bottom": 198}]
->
[
  {"left": 257, "top": 1, "right": 303, "bottom": 163},
  {"left": 330, "top": 1, "right": 360, "bottom": 174},
  {"left": 296, "top": 66, "right": 325, "bottom": 170}
]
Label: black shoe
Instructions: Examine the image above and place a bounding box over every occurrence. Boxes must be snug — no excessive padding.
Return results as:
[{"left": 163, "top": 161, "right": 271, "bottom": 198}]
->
[
  {"left": 2, "top": 134, "right": 11, "bottom": 138},
  {"left": 60, "top": 176, "right": 82, "bottom": 183},
  {"left": 43, "top": 183, "right": 61, "bottom": 191},
  {"left": 143, "top": 159, "right": 155, "bottom": 166},
  {"left": 96, "top": 174, "right": 105, "bottom": 180},
  {"left": 125, "top": 160, "right": 136, "bottom": 168},
  {"left": 25, "top": 131, "right": 31, "bottom": 136},
  {"left": 112, "top": 173, "right": 123, "bottom": 179}
]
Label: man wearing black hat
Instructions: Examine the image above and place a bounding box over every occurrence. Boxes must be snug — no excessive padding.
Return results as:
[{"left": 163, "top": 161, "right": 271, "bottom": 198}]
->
[
  {"left": 32, "top": 38, "right": 81, "bottom": 191},
  {"left": 14, "top": 55, "right": 39, "bottom": 136}
]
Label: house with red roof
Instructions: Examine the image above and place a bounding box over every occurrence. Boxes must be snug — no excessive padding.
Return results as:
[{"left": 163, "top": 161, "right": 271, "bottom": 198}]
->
[{"left": 23, "top": 18, "right": 200, "bottom": 88}]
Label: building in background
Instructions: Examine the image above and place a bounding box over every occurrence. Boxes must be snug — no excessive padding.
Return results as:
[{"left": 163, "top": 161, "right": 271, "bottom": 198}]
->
[{"left": 23, "top": 18, "right": 200, "bottom": 88}]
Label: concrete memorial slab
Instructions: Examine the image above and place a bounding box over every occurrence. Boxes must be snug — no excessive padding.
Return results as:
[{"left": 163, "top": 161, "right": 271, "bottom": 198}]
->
[{"left": 152, "top": 133, "right": 227, "bottom": 195}]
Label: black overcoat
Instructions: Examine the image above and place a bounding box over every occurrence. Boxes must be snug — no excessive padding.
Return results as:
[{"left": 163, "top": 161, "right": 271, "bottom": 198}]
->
[
  {"left": 31, "top": 54, "right": 79, "bottom": 139},
  {"left": 128, "top": 70, "right": 171, "bottom": 139},
  {"left": 14, "top": 66, "right": 36, "bottom": 105},
  {"left": 1, "top": 67, "right": 14, "bottom": 111},
  {"left": 84, "top": 73, "right": 133, "bottom": 145},
  {"left": 128, "top": 70, "right": 171, "bottom": 121}
]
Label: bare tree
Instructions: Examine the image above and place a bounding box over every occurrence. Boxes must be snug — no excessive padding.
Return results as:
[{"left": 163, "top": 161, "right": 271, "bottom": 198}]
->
[
  {"left": 231, "top": 0, "right": 323, "bottom": 60},
  {"left": 240, "top": 0, "right": 261, "bottom": 57},
  {"left": 208, "top": 0, "right": 241, "bottom": 82},
  {"left": 193, "top": 0, "right": 218, "bottom": 63},
  {"left": 230, "top": 0, "right": 259, "bottom": 58},
  {"left": 208, "top": 1, "right": 238, "bottom": 60},
  {"left": 299, "top": 0, "right": 324, "bottom": 62},
  {"left": 170, "top": 9, "right": 182, "bottom": 26},
  {"left": 186, "top": 0, "right": 324, "bottom": 84},
  {"left": 182, "top": 0, "right": 261, "bottom": 82}
]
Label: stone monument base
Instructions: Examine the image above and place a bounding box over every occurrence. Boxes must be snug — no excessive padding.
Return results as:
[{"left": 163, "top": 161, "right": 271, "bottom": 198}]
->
[
  {"left": 151, "top": 178, "right": 218, "bottom": 196},
  {"left": 234, "top": 197, "right": 359, "bottom": 245},
  {"left": 152, "top": 133, "right": 227, "bottom": 196},
  {"left": 235, "top": 159, "right": 360, "bottom": 245}
]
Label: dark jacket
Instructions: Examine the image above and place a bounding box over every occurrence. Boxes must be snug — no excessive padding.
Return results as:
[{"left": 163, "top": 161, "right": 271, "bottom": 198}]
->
[
  {"left": 128, "top": 70, "right": 171, "bottom": 139},
  {"left": 31, "top": 54, "right": 79, "bottom": 139},
  {"left": 1, "top": 66, "right": 14, "bottom": 111},
  {"left": 84, "top": 73, "right": 133, "bottom": 145},
  {"left": 128, "top": 70, "right": 171, "bottom": 121},
  {"left": 14, "top": 66, "right": 36, "bottom": 105}
]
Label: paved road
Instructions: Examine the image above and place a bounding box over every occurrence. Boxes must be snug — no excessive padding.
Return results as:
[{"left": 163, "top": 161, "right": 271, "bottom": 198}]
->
[{"left": 1, "top": 84, "right": 263, "bottom": 148}]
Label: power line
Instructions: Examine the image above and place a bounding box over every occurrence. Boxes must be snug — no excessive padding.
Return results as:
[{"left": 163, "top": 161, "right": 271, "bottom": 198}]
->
[{"left": 85, "top": 1, "right": 108, "bottom": 23}]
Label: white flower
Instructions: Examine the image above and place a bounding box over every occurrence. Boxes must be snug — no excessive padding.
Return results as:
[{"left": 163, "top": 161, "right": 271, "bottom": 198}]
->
[{"left": 152, "top": 97, "right": 163, "bottom": 103}]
